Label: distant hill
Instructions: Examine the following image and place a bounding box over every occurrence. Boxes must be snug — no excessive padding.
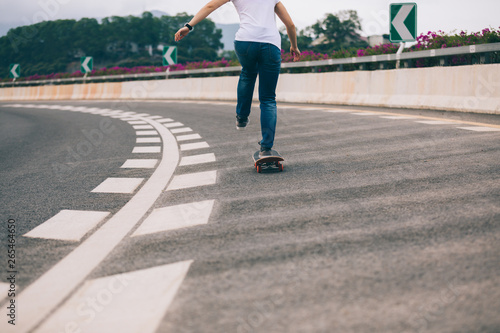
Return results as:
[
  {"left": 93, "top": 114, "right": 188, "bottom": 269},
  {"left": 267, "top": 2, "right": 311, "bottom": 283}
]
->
[
  {"left": 150, "top": 10, "right": 170, "bottom": 18},
  {"left": 216, "top": 23, "right": 239, "bottom": 51}
]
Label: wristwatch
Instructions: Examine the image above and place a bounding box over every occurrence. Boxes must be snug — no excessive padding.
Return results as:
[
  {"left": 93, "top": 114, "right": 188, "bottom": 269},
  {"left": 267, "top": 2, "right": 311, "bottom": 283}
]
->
[{"left": 185, "top": 23, "right": 193, "bottom": 31}]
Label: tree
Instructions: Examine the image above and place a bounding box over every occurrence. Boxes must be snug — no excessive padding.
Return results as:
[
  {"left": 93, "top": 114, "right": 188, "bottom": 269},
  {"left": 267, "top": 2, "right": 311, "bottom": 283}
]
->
[
  {"left": 0, "top": 12, "right": 225, "bottom": 78},
  {"left": 170, "top": 13, "right": 223, "bottom": 62},
  {"left": 310, "top": 11, "right": 368, "bottom": 53}
]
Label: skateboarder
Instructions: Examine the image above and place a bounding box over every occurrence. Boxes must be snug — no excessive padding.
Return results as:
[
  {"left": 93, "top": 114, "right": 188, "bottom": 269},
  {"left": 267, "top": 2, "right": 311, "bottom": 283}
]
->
[{"left": 175, "top": 0, "right": 301, "bottom": 157}]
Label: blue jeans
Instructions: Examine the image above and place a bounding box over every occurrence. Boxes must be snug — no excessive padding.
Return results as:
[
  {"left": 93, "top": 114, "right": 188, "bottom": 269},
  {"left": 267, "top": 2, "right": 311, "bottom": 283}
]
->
[{"left": 234, "top": 41, "right": 281, "bottom": 149}]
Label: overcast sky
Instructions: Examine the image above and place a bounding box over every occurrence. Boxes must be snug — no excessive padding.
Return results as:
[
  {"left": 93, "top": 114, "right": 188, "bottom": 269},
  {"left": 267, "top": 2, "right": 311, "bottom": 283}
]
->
[{"left": 1, "top": 0, "right": 499, "bottom": 37}]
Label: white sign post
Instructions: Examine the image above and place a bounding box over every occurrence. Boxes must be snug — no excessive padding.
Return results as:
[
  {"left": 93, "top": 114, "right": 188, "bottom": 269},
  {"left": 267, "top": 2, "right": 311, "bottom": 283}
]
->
[{"left": 390, "top": 3, "right": 417, "bottom": 68}]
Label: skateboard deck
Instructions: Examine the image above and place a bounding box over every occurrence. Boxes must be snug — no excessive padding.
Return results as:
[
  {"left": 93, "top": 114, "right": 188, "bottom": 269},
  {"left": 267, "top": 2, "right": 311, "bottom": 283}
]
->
[{"left": 252, "top": 150, "right": 284, "bottom": 173}]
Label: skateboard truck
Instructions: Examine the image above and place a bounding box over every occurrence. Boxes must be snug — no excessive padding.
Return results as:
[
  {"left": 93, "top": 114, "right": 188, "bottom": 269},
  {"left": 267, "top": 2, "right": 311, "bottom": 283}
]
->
[{"left": 252, "top": 150, "right": 284, "bottom": 173}]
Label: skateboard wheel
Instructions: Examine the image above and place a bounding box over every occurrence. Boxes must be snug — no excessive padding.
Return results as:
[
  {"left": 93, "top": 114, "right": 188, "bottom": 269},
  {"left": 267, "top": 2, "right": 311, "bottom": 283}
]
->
[
  {"left": 279, "top": 163, "right": 284, "bottom": 172},
  {"left": 256, "top": 165, "right": 262, "bottom": 173}
]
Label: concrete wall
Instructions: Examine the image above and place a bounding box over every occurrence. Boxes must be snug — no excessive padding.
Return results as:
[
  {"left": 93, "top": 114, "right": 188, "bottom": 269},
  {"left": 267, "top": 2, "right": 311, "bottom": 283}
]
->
[{"left": 1, "top": 64, "right": 499, "bottom": 114}]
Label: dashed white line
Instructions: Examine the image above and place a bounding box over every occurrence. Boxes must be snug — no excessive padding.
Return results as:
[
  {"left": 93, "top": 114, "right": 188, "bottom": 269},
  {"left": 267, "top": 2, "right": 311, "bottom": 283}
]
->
[
  {"left": 156, "top": 118, "right": 174, "bottom": 123},
  {"left": 133, "top": 125, "right": 154, "bottom": 130},
  {"left": 170, "top": 127, "right": 193, "bottom": 134},
  {"left": 380, "top": 116, "right": 417, "bottom": 119},
  {"left": 167, "top": 171, "right": 217, "bottom": 191},
  {"left": 136, "top": 131, "right": 159, "bottom": 136},
  {"left": 91, "top": 178, "right": 144, "bottom": 194},
  {"left": 164, "top": 122, "right": 184, "bottom": 128},
  {"left": 132, "top": 200, "right": 215, "bottom": 236},
  {"left": 35, "top": 261, "right": 193, "bottom": 333},
  {"left": 176, "top": 134, "right": 202, "bottom": 142},
  {"left": 128, "top": 121, "right": 148, "bottom": 125},
  {"left": 137, "top": 137, "right": 161, "bottom": 143},
  {"left": 132, "top": 146, "right": 162, "bottom": 154},
  {"left": 351, "top": 112, "right": 380, "bottom": 116},
  {"left": 121, "top": 159, "right": 158, "bottom": 169},
  {"left": 457, "top": 127, "right": 500, "bottom": 132},
  {"left": 415, "top": 120, "right": 460, "bottom": 125},
  {"left": 23, "top": 210, "right": 110, "bottom": 242},
  {"left": 180, "top": 142, "right": 210, "bottom": 151},
  {"left": 179, "top": 153, "right": 216, "bottom": 166},
  {"left": 7, "top": 110, "right": 180, "bottom": 333}
]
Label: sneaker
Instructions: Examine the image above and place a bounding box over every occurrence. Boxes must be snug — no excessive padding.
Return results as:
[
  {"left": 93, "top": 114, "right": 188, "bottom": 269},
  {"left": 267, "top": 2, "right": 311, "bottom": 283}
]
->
[
  {"left": 259, "top": 147, "right": 273, "bottom": 158},
  {"left": 236, "top": 115, "right": 249, "bottom": 130}
]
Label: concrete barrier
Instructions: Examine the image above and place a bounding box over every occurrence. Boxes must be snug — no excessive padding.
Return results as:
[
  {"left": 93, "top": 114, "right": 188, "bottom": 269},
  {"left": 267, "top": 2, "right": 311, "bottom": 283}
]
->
[{"left": 1, "top": 64, "right": 498, "bottom": 114}]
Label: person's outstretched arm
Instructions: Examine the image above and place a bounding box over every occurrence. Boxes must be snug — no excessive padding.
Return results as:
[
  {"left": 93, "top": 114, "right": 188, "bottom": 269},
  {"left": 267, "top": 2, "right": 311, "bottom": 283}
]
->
[
  {"left": 175, "top": 0, "right": 230, "bottom": 41},
  {"left": 275, "top": 2, "right": 301, "bottom": 62}
]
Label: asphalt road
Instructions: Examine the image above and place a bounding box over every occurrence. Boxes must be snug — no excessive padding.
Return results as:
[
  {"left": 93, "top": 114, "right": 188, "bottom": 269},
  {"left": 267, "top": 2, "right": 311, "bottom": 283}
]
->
[{"left": 0, "top": 100, "right": 499, "bottom": 333}]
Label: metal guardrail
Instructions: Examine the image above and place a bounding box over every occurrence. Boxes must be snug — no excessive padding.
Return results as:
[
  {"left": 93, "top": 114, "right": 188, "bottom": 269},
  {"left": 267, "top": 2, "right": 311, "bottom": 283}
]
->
[{"left": 2, "top": 42, "right": 499, "bottom": 88}]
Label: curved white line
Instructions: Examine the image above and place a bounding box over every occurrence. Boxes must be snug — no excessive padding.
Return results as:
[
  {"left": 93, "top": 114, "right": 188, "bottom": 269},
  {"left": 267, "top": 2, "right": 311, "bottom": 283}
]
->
[{"left": 4, "top": 110, "right": 179, "bottom": 333}]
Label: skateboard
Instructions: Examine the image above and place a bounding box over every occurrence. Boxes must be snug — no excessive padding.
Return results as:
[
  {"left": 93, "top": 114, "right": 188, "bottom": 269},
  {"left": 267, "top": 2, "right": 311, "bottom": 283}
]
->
[{"left": 253, "top": 150, "right": 284, "bottom": 173}]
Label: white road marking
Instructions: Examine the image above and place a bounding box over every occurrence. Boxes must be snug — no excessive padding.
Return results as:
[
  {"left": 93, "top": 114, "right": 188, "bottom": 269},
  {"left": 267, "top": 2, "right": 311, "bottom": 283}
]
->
[
  {"left": 60, "top": 106, "right": 79, "bottom": 111},
  {"left": 91, "top": 178, "right": 144, "bottom": 194},
  {"left": 299, "top": 107, "right": 327, "bottom": 111},
  {"left": 132, "top": 200, "right": 215, "bottom": 236},
  {"left": 326, "top": 110, "right": 350, "bottom": 113},
  {"left": 137, "top": 137, "right": 161, "bottom": 143},
  {"left": 170, "top": 127, "right": 193, "bottom": 134},
  {"left": 164, "top": 122, "right": 184, "bottom": 128},
  {"left": 136, "top": 131, "right": 159, "bottom": 136},
  {"left": 35, "top": 261, "right": 193, "bottom": 333},
  {"left": 351, "top": 112, "right": 380, "bottom": 116},
  {"left": 415, "top": 120, "right": 460, "bottom": 125},
  {"left": 457, "top": 127, "right": 500, "bottom": 132},
  {"left": 121, "top": 117, "right": 140, "bottom": 121},
  {"left": 116, "top": 112, "right": 138, "bottom": 117},
  {"left": 133, "top": 125, "right": 154, "bottom": 130},
  {"left": 121, "top": 159, "right": 158, "bottom": 169},
  {"left": 6, "top": 113, "right": 180, "bottom": 333},
  {"left": 380, "top": 116, "right": 417, "bottom": 119},
  {"left": 128, "top": 121, "right": 148, "bottom": 125},
  {"left": 157, "top": 118, "right": 174, "bottom": 123},
  {"left": 180, "top": 142, "right": 210, "bottom": 151},
  {"left": 23, "top": 210, "right": 110, "bottom": 242},
  {"left": 133, "top": 113, "right": 151, "bottom": 117},
  {"left": 167, "top": 171, "right": 217, "bottom": 191},
  {"left": 176, "top": 134, "right": 202, "bottom": 142},
  {"left": 132, "top": 146, "right": 162, "bottom": 154},
  {"left": 148, "top": 115, "right": 163, "bottom": 119},
  {"left": 179, "top": 153, "right": 216, "bottom": 166}
]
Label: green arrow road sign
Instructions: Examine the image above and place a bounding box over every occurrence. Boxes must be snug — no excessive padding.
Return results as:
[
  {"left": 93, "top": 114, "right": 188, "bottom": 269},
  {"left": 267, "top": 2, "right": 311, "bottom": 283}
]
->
[
  {"left": 390, "top": 3, "right": 417, "bottom": 42},
  {"left": 9, "top": 64, "right": 20, "bottom": 78},
  {"left": 80, "top": 56, "right": 93, "bottom": 73},
  {"left": 163, "top": 46, "right": 177, "bottom": 66}
]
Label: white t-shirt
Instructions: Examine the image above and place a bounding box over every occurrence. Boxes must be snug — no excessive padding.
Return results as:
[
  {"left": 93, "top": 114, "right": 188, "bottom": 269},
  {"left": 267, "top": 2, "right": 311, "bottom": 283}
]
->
[{"left": 231, "top": 0, "right": 282, "bottom": 50}]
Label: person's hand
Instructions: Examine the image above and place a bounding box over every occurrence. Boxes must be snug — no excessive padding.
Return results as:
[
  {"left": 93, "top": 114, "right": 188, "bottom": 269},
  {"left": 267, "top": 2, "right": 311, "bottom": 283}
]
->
[
  {"left": 291, "top": 47, "right": 301, "bottom": 62},
  {"left": 175, "top": 27, "right": 190, "bottom": 42}
]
